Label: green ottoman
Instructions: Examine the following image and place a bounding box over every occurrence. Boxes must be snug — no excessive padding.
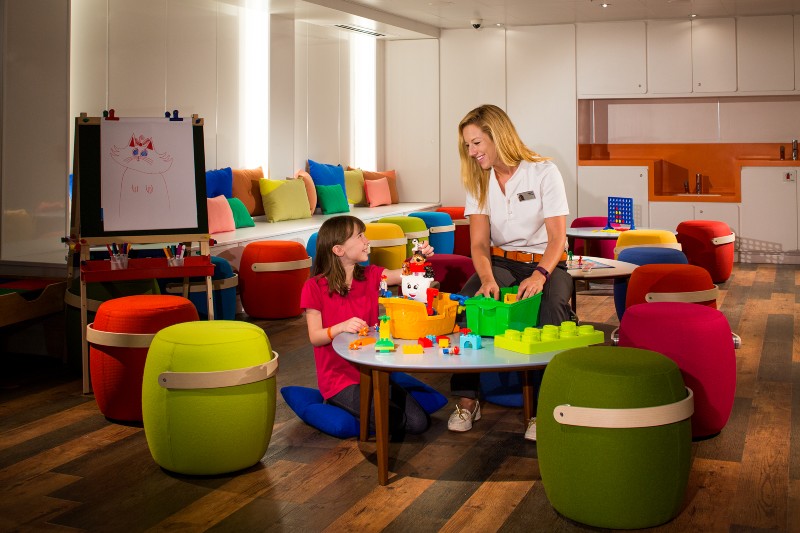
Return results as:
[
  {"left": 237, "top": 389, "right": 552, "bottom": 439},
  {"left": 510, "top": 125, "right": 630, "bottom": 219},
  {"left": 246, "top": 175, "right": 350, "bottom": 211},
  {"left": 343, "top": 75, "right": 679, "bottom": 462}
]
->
[
  {"left": 537, "top": 346, "right": 693, "bottom": 529},
  {"left": 142, "top": 321, "right": 279, "bottom": 475},
  {"left": 377, "top": 215, "right": 430, "bottom": 258}
]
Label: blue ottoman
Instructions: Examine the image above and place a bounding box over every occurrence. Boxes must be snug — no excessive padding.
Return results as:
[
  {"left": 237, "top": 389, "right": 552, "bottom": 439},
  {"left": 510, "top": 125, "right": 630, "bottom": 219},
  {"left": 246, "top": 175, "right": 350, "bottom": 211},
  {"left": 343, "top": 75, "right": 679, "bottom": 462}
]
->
[
  {"left": 164, "top": 256, "right": 238, "bottom": 320},
  {"left": 409, "top": 211, "right": 455, "bottom": 254},
  {"left": 614, "top": 246, "right": 688, "bottom": 320}
]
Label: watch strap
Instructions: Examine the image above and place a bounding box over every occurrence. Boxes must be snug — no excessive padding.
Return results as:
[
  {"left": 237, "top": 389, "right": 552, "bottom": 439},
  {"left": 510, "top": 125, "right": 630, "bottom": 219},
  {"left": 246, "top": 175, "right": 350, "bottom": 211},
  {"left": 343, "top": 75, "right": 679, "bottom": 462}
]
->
[{"left": 535, "top": 265, "right": 550, "bottom": 281}]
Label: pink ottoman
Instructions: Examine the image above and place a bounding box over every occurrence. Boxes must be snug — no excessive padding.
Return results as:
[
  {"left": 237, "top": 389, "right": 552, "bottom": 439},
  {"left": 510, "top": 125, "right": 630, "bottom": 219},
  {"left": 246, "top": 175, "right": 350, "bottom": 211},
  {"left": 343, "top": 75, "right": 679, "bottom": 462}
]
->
[
  {"left": 88, "top": 295, "right": 199, "bottom": 422},
  {"left": 618, "top": 302, "right": 736, "bottom": 439},
  {"left": 239, "top": 241, "right": 311, "bottom": 319},
  {"left": 676, "top": 220, "right": 735, "bottom": 283},
  {"left": 426, "top": 254, "right": 476, "bottom": 293}
]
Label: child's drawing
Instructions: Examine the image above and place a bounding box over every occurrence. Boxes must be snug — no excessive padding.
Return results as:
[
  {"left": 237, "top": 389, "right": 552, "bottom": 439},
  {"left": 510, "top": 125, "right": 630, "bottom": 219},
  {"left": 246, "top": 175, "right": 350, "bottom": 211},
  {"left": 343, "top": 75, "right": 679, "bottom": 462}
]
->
[
  {"left": 111, "top": 133, "right": 173, "bottom": 225},
  {"left": 100, "top": 118, "right": 197, "bottom": 232}
]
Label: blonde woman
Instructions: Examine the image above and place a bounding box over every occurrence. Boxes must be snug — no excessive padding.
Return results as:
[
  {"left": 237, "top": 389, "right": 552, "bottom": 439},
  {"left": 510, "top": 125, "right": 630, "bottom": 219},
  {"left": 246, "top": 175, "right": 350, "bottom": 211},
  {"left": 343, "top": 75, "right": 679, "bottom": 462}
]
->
[{"left": 449, "top": 104, "right": 572, "bottom": 440}]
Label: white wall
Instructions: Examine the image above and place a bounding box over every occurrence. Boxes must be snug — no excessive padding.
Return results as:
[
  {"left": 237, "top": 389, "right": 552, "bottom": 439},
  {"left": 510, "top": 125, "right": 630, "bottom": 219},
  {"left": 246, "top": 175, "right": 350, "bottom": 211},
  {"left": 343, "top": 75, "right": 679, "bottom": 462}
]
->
[
  {"left": 439, "top": 28, "right": 507, "bottom": 206},
  {"left": 1, "top": 0, "right": 69, "bottom": 266},
  {"left": 384, "top": 39, "right": 439, "bottom": 203},
  {"left": 507, "top": 25, "right": 577, "bottom": 220}
]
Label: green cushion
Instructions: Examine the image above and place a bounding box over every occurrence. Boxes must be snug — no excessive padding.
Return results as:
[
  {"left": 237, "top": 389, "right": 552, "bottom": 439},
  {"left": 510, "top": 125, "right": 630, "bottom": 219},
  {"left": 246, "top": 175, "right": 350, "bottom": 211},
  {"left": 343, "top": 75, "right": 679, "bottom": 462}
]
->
[
  {"left": 315, "top": 184, "right": 350, "bottom": 215},
  {"left": 537, "top": 346, "right": 691, "bottom": 529},
  {"left": 227, "top": 197, "right": 255, "bottom": 228},
  {"left": 260, "top": 178, "right": 312, "bottom": 223},
  {"left": 142, "top": 321, "right": 277, "bottom": 475}
]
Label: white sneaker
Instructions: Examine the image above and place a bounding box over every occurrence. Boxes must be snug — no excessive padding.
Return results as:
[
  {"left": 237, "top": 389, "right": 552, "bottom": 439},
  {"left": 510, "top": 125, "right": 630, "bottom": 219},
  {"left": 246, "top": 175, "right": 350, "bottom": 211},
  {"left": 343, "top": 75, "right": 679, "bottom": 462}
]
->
[
  {"left": 447, "top": 401, "right": 481, "bottom": 432},
  {"left": 524, "top": 417, "right": 537, "bottom": 441}
]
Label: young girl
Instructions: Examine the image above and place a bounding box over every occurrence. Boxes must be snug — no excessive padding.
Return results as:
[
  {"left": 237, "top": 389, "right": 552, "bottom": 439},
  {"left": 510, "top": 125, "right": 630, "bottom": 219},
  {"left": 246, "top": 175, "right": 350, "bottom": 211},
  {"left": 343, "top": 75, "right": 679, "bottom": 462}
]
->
[{"left": 300, "top": 215, "right": 434, "bottom": 439}]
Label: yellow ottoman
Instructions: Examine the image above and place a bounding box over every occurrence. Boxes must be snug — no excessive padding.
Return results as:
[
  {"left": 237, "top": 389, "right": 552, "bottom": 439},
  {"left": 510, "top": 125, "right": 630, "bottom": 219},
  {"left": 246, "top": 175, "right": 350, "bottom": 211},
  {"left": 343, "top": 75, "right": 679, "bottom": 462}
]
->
[
  {"left": 376, "top": 215, "right": 430, "bottom": 258},
  {"left": 614, "top": 229, "right": 681, "bottom": 259},
  {"left": 365, "top": 222, "right": 407, "bottom": 270}
]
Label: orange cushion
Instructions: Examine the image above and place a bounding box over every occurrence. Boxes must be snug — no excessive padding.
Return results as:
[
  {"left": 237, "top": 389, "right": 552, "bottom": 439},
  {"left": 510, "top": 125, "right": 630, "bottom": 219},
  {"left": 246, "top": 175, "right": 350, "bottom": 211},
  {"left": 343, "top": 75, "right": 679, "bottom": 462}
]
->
[
  {"left": 350, "top": 167, "right": 398, "bottom": 203},
  {"left": 232, "top": 167, "right": 265, "bottom": 216}
]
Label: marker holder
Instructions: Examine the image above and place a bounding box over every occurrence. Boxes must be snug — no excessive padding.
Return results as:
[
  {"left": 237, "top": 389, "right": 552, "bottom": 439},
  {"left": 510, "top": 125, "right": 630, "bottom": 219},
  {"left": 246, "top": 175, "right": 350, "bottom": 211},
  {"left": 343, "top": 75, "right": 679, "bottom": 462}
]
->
[
  {"left": 110, "top": 254, "right": 129, "bottom": 270},
  {"left": 168, "top": 256, "right": 185, "bottom": 267}
]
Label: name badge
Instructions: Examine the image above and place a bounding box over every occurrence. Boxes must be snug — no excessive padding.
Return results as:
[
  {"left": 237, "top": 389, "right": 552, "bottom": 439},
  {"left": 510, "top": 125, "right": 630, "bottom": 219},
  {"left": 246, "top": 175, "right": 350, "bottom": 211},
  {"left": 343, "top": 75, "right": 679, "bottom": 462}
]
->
[{"left": 517, "top": 190, "right": 536, "bottom": 202}]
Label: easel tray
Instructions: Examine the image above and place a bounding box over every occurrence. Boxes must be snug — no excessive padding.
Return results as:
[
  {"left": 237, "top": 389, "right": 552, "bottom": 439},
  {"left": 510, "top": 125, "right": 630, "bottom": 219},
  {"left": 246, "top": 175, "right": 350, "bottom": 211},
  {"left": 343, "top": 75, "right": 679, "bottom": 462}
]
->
[{"left": 80, "top": 256, "right": 213, "bottom": 282}]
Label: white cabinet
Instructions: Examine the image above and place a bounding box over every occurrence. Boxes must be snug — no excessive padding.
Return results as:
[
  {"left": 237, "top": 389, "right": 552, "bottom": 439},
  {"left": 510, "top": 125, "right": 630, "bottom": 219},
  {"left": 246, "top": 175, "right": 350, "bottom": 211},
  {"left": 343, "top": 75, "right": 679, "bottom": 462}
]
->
[
  {"left": 692, "top": 18, "right": 737, "bottom": 93},
  {"left": 740, "top": 167, "right": 799, "bottom": 262},
  {"left": 647, "top": 20, "right": 693, "bottom": 94},
  {"left": 577, "top": 166, "right": 649, "bottom": 228},
  {"left": 576, "top": 21, "right": 646, "bottom": 96},
  {"left": 649, "top": 202, "right": 739, "bottom": 235},
  {"left": 737, "top": 15, "right": 794, "bottom": 92}
]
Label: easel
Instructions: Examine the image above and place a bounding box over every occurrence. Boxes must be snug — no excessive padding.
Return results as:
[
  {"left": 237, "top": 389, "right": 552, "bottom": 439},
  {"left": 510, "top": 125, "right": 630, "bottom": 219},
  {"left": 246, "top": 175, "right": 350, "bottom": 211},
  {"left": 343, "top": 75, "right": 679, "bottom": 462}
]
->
[{"left": 70, "top": 113, "right": 214, "bottom": 394}]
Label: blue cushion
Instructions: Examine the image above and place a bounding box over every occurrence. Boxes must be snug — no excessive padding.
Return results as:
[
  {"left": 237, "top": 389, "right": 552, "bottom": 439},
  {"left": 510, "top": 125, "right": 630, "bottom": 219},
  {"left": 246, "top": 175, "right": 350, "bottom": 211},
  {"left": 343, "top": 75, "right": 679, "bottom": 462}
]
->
[
  {"left": 281, "top": 373, "right": 447, "bottom": 438},
  {"left": 480, "top": 372, "right": 523, "bottom": 407},
  {"left": 206, "top": 167, "right": 233, "bottom": 198},
  {"left": 307, "top": 159, "right": 346, "bottom": 206}
]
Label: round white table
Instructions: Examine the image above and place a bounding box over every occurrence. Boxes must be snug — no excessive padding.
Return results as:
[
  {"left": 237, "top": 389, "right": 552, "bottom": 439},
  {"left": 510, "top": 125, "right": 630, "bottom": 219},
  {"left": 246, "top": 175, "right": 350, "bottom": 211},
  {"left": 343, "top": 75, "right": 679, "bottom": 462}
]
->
[
  {"left": 333, "top": 332, "right": 561, "bottom": 485},
  {"left": 566, "top": 255, "right": 637, "bottom": 312}
]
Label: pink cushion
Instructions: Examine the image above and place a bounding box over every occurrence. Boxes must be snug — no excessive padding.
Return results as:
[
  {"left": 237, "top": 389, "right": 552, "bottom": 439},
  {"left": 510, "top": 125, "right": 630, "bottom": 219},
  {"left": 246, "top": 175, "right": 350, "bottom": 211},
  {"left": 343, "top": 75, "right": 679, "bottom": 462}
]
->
[
  {"left": 364, "top": 177, "right": 392, "bottom": 208},
  {"left": 618, "top": 302, "right": 736, "bottom": 438},
  {"left": 207, "top": 195, "right": 236, "bottom": 234}
]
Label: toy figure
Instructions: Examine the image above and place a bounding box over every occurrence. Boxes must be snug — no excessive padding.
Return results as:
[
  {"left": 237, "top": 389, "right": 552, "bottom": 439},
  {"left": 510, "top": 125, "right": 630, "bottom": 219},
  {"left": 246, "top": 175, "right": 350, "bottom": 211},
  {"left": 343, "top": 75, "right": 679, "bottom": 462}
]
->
[
  {"left": 401, "top": 274, "right": 435, "bottom": 303},
  {"left": 379, "top": 274, "right": 392, "bottom": 297}
]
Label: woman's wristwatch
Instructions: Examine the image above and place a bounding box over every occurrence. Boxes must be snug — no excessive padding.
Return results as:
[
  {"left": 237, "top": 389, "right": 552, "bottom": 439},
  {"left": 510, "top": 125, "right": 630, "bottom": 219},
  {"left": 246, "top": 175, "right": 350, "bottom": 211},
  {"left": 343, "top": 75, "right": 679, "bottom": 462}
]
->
[{"left": 534, "top": 265, "right": 550, "bottom": 282}]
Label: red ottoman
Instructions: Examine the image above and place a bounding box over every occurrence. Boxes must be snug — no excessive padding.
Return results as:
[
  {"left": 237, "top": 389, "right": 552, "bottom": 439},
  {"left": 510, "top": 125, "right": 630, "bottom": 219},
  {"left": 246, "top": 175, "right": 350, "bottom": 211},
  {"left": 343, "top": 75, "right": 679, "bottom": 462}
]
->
[
  {"left": 436, "top": 206, "right": 471, "bottom": 257},
  {"left": 426, "top": 254, "right": 476, "bottom": 293},
  {"left": 618, "top": 302, "right": 736, "bottom": 439},
  {"left": 625, "top": 264, "right": 718, "bottom": 311},
  {"left": 239, "top": 241, "right": 311, "bottom": 319},
  {"left": 88, "top": 295, "right": 199, "bottom": 422},
  {"left": 676, "top": 220, "right": 735, "bottom": 283}
]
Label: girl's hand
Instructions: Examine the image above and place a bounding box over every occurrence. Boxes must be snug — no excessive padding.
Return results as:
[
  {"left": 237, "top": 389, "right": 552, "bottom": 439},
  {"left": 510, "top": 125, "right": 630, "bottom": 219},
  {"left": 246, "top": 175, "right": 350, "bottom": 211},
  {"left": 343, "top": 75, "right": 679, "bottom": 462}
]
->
[
  {"left": 338, "top": 317, "right": 369, "bottom": 335},
  {"left": 476, "top": 280, "right": 501, "bottom": 300},
  {"left": 418, "top": 241, "right": 434, "bottom": 258}
]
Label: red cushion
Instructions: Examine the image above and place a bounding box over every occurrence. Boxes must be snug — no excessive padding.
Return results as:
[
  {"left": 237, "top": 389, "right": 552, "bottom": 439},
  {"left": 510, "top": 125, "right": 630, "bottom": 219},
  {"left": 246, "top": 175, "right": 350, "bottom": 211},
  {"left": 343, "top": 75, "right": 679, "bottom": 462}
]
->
[
  {"left": 436, "top": 206, "right": 471, "bottom": 257},
  {"left": 625, "top": 263, "right": 716, "bottom": 310},
  {"left": 618, "top": 302, "right": 736, "bottom": 438},
  {"left": 90, "top": 295, "right": 199, "bottom": 421},
  {"left": 676, "top": 220, "right": 734, "bottom": 283},
  {"left": 240, "top": 241, "right": 310, "bottom": 319}
]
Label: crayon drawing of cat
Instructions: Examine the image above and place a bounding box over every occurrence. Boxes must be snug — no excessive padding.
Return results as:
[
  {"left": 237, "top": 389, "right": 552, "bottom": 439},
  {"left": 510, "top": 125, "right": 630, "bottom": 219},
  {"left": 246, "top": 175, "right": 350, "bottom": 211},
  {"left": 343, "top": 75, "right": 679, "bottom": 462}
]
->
[{"left": 110, "top": 134, "right": 173, "bottom": 225}]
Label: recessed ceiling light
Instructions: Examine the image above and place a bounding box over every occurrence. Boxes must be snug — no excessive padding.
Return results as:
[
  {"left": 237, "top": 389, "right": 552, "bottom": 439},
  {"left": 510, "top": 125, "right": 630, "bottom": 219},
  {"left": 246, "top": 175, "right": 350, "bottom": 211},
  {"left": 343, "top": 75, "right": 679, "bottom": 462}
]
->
[
  {"left": 601, "top": 3, "right": 611, "bottom": 7},
  {"left": 689, "top": 13, "right": 697, "bottom": 18}
]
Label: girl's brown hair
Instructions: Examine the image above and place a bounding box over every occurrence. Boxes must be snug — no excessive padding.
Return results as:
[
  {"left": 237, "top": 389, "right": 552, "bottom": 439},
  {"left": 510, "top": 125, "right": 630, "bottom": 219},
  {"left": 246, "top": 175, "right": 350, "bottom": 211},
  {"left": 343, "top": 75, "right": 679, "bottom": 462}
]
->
[
  {"left": 313, "top": 215, "right": 367, "bottom": 296},
  {"left": 458, "top": 104, "right": 550, "bottom": 209}
]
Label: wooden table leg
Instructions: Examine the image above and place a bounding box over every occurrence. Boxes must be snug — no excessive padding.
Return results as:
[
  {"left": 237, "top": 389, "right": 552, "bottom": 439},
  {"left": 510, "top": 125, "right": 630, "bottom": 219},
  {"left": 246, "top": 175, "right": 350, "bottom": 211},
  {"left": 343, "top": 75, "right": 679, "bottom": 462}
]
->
[
  {"left": 359, "top": 367, "right": 372, "bottom": 442},
  {"left": 521, "top": 370, "right": 536, "bottom": 421},
  {"left": 373, "top": 369, "right": 390, "bottom": 485}
]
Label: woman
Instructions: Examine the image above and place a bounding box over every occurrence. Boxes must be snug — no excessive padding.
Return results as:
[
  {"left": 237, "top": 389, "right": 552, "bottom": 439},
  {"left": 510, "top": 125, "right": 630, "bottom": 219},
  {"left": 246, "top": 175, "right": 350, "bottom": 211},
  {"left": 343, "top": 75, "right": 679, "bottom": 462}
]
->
[{"left": 449, "top": 104, "right": 573, "bottom": 441}]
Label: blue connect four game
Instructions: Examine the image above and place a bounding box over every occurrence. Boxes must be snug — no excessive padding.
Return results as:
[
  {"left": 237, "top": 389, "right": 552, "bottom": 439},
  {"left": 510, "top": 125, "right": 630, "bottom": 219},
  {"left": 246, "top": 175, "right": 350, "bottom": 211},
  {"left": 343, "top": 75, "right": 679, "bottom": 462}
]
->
[{"left": 605, "top": 196, "right": 635, "bottom": 230}]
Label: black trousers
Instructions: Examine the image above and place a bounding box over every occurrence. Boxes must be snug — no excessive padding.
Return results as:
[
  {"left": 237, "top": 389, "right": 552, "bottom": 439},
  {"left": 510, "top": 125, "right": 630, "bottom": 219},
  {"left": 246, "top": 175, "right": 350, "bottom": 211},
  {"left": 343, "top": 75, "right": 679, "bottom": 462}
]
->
[{"left": 451, "top": 256, "right": 573, "bottom": 399}]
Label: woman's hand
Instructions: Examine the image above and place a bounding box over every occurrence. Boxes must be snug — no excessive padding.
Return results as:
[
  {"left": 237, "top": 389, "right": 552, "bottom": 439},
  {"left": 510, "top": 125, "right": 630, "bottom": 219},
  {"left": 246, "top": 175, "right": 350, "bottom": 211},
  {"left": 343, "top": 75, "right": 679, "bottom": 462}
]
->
[
  {"left": 517, "top": 272, "right": 546, "bottom": 300},
  {"left": 476, "top": 279, "right": 501, "bottom": 300}
]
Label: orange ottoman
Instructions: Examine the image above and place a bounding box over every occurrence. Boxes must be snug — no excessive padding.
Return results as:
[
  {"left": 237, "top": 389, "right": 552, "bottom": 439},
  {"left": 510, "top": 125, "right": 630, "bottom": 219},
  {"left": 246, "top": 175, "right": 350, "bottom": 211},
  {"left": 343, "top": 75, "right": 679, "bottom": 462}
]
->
[
  {"left": 625, "top": 264, "right": 718, "bottom": 312},
  {"left": 88, "top": 295, "right": 199, "bottom": 422},
  {"left": 239, "top": 241, "right": 311, "bottom": 319},
  {"left": 437, "top": 206, "right": 471, "bottom": 256},
  {"left": 676, "top": 220, "right": 735, "bottom": 283}
]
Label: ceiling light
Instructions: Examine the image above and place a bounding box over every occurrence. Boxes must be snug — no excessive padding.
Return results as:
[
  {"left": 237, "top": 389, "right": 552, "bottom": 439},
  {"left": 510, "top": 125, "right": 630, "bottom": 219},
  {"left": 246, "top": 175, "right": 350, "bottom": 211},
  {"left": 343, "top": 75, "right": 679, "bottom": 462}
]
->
[
  {"left": 689, "top": 14, "right": 697, "bottom": 18},
  {"left": 601, "top": 3, "right": 610, "bottom": 7}
]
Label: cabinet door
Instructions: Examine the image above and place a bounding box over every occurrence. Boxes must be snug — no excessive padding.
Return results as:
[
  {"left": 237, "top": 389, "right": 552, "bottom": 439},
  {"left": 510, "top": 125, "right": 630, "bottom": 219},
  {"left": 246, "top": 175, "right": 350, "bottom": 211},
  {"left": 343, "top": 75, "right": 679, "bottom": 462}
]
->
[
  {"left": 649, "top": 202, "right": 694, "bottom": 231},
  {"left": 694, "top": 203, "right": 740, "bottom": 237},
  {"left": 577, "top": 166, "right": 649, "bottom": 228},
  {"left": 737, "top": 15, "right": 794, "bottom": 92},
  {"left": 576, "top": 21, "right": 646, "bottom": 96},
  {"left": 647, "top": 20, "right": 692, "bottom": 94},
  {"left": 692, "top": 18, "right": 737, "bottom": 93},
  {"left": 740, "top": 167, "right": 797, "bottom": 252}
]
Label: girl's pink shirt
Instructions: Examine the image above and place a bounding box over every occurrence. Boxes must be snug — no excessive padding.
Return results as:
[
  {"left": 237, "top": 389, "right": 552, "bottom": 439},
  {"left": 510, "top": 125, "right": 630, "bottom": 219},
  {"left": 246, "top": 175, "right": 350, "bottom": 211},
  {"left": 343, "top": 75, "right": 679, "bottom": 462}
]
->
[{"left": 300, "top": 265, "right": 384, "bottom": 399}]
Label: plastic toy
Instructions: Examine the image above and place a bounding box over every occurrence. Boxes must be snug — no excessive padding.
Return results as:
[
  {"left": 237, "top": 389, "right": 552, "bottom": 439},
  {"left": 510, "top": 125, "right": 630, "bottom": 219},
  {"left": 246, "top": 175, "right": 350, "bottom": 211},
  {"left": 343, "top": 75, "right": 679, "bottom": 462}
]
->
[
  {"left": 494, "top": 322, "right": 604, "bottom": 355},
  {"left": 375, "top": 315, "right": 395, "bottom": 352},
  {"left": 379, "top": 274, "right": 392, "bottom": 298},
  {"left": 460, "top": 333, "right": 482, "bottom": 350},
  {"left": 379, "top": 292, "right": 459, "bottom": 339},
  {"left": 438, "top": 337, "right": 450, "bottom": 348},
  {"left": 464, "top": 287, "right": 542, "bottom": 336},
  {"left": 402, "top": 344, "right": 424, "bottom": 354},
  {"left": 418, "top": 337, "right": 434, "bottom": 348},
  {"left": 358, "top": 325, "right": 370, "bottom": 336},
  {"left": 605, "top": 196, "right": 636, "bottom": 230},
  {"left": 349, "top": 337, "right": 377, "bottom": 350}
]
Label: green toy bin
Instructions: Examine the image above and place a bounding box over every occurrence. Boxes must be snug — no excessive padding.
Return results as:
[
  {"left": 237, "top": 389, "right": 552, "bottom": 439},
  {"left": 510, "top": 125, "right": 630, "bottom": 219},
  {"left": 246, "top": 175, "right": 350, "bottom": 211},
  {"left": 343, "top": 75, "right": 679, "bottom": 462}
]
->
[{"left": 464, "top": 287, "right": 542, "bottom": 336}]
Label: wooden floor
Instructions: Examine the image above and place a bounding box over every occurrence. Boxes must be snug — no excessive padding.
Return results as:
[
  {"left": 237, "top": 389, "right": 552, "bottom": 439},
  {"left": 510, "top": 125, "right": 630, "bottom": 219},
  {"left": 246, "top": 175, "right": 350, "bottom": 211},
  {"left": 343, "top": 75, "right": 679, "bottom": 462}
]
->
[{"left": 1, "top": 263, "right": 798, "bottom": 532}]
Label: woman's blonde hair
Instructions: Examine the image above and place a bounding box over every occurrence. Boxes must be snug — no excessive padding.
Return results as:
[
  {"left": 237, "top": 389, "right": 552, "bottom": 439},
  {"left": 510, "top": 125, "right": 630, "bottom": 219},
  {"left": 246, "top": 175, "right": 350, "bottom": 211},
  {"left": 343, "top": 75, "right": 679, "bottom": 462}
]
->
[
  {"left": 313, "top": 215, "right": 366, "bottom": 296},
  {"left": 458, "top": 104, "right": 550, "bottom": 209}
]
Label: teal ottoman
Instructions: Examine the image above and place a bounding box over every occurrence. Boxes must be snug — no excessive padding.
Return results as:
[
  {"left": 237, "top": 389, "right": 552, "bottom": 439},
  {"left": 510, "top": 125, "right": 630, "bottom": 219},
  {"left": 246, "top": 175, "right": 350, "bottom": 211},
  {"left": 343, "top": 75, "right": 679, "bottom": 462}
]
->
[
  {"left": 537, "top": 346, "right": 693, "bottom": 529},
  {"left": 142, "top": 321, "right": 278, "bottom": 475}
]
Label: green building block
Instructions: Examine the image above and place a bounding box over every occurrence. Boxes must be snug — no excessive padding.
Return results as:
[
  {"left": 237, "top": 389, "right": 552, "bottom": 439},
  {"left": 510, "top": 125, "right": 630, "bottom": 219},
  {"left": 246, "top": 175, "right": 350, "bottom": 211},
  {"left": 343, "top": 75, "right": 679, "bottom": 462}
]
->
[{"left": 494, "top": 322, "right": 605, "bottom": 354}]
